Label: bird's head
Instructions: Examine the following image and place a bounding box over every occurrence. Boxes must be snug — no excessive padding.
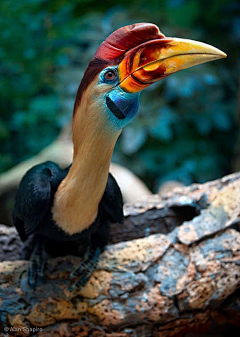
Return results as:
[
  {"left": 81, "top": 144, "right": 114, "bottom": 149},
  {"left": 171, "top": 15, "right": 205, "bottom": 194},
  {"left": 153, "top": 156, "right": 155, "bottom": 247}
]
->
[{"left": 73, "top": 23, "right": 226, "bottom": 134}]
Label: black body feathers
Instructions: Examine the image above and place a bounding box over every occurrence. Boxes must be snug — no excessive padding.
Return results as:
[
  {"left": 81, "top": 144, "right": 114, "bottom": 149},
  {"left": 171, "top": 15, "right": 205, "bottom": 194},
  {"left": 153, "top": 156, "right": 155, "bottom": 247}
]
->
[{"left": 13, "top": 161, "right": 123, "bottom": 258}]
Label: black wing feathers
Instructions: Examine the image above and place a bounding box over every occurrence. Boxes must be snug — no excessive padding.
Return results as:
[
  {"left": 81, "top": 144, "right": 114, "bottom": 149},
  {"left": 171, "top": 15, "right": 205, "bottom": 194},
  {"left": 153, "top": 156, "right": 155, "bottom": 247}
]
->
[
  {"left": 101, "top": 173, "right": 124, "bottom": 224},
  {"left": 13, "top": 161, "right": 63, "bottom": 240},
  {"left": 13, "top": 161, "right": 123, "bottom": 242}
]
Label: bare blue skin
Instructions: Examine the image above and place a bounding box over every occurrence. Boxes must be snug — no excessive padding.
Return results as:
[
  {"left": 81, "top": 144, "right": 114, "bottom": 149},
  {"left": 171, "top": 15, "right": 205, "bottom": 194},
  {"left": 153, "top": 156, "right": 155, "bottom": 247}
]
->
[{"left": 99, "top": 66, "right": 140, "bottom": 130}]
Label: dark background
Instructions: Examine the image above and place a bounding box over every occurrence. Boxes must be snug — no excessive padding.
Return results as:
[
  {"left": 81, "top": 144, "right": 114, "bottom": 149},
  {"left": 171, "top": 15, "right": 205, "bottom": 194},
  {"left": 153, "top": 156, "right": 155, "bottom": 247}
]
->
[{"left": 0, "top": 0, "right": 239, "bottom": 192}]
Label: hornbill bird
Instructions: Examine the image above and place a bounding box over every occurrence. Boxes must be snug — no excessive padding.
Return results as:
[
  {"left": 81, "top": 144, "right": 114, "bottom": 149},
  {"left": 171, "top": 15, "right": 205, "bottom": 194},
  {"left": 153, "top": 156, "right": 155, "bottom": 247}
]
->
[{"left": 13, "top": 23, "right": 226, "bottom": 291}]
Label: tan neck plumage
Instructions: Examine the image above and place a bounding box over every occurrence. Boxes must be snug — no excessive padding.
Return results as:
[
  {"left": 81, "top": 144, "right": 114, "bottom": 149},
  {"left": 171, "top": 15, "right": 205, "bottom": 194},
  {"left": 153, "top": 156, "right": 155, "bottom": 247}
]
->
[{"left": 52, "top": 80, "right": 121, "bottom": 235}]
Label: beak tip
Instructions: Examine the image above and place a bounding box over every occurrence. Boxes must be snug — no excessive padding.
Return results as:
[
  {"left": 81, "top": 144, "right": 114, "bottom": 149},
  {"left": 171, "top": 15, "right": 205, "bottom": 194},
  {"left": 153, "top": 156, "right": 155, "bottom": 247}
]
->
[
  {"left": 217, "top": 51, "right": 227, "bottom": 60},
  {"left": 215, "top": 48, "right": 227, "bottom": 59}
]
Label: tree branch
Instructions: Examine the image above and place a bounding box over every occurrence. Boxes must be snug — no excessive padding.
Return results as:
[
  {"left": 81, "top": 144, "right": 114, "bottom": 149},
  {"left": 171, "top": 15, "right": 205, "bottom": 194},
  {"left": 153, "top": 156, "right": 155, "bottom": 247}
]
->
[{"left": 0, "top": 172, "right": 240, "bottom": 336}]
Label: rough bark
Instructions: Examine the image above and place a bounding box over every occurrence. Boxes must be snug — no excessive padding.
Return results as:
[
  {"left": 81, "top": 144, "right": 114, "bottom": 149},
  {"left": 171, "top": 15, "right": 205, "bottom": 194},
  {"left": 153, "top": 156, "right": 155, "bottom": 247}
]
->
[{"left": 0, "top": 172, "right": 240, "bottom": 336}]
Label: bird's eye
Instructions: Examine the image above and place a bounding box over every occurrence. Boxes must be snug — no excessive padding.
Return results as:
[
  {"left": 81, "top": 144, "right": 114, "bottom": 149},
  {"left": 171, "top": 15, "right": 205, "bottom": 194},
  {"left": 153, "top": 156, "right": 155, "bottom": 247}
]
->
[{"left": 104, "top": 70, "right": 117, "bottom": 82}]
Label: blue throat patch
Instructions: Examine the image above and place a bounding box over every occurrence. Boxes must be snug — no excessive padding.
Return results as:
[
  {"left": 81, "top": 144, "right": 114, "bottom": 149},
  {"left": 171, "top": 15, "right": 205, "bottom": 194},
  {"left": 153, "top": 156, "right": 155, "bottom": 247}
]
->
[{"left": 106, "top": 87, "right": 140, "bottom": 129}]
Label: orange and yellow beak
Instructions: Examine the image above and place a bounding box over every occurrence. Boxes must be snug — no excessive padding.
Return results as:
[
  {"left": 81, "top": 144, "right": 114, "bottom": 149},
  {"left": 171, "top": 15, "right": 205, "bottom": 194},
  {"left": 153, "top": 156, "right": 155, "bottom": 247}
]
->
[{"left": 118, "top": 37, "right": 227, "bottom": 93}]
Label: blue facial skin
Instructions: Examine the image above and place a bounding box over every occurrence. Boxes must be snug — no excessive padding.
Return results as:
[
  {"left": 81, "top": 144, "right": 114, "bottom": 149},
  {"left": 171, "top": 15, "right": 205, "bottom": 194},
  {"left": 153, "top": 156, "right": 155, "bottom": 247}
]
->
[
  {"left": 99, "top": 66, "right": 140, "bottom": 130},
  {"left": 106, "top": 87, "right": 140, "bottom": 129}
]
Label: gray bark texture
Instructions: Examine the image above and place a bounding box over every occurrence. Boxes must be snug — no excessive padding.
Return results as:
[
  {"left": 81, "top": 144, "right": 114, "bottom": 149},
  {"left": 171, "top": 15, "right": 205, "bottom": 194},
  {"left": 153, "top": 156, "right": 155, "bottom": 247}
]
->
[{"left": 0, "top": 172, "right": 240, "bottom": 336}]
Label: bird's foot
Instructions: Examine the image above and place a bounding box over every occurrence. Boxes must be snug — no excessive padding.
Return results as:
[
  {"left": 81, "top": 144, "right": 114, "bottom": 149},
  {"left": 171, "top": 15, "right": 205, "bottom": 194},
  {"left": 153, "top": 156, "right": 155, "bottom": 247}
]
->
[
  {"left": 69, "top": 247, "right": 100, "bottom": 291},
  {"left": 28, "top": 240, "right": 47, "bottom": 289}
]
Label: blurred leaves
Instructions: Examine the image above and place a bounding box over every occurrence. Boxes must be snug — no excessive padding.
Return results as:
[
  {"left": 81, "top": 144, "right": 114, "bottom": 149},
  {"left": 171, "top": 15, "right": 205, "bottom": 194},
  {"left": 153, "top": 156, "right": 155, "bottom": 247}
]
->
[{"left": 0, "top": 0, "right": 239, "bottom": 191}]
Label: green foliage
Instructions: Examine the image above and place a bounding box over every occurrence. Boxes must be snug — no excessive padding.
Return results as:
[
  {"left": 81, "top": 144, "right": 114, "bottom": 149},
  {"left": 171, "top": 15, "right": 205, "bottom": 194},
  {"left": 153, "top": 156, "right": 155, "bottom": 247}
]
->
[{"left": 0, "top": 0, "right": 239, "bottom": 191}]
